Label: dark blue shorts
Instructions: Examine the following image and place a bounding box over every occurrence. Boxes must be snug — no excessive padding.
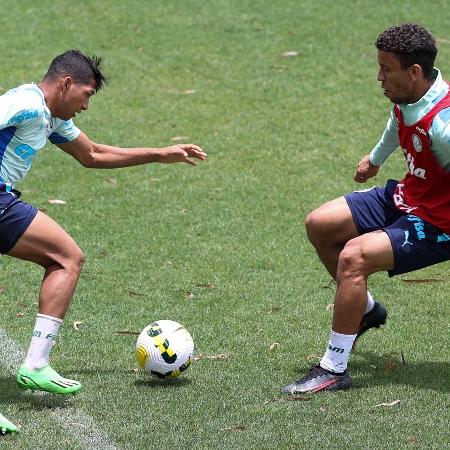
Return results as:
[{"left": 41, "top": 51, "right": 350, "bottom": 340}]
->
[
  {"left": 0, "top": 184, "right": 38, "bottom": 254},
  {"left": 345, "top": 179, "right": 450, "bottom": 276}
]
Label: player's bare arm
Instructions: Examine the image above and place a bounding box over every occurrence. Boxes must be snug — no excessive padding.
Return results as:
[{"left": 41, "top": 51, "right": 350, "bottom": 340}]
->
[
  {"left": 354, "top": 154, "right": 380, "bottom": 183},
  {"left": 57, "top": 131, "right": 207, "bottom": 168},
  {"left": 0, "top": 49, "right": 210, "bottom": 432}
]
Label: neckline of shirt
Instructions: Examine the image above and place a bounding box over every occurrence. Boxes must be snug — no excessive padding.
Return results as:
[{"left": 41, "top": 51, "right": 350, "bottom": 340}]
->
[
  {"left": 29, "top": 83, "right": 52, "bottom": 120},
  {"left": 399, "top": 68, "right": 448, "bottom": 114}
]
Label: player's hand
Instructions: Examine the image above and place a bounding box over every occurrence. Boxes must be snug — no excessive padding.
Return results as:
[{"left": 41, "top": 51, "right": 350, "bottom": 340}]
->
[
  {"left": 354, "top": 155, "right": 379, "bottom": 183},
  {"left": 159, "top": 144, "right": 206, "bottom": 166}
]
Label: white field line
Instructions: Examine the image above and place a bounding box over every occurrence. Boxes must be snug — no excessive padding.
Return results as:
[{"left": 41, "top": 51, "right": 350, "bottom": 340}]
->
[{"left": 0, "top": 328, "right": 120, "bottom": 450}]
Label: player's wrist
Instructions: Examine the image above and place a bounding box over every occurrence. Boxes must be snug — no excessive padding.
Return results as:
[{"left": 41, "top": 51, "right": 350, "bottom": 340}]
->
[
  {"left": 151, "top": 148, "right": 167, "bottom": 163},
  {"left": 368, "top": 152, "right": 382, "bottom": 167}
]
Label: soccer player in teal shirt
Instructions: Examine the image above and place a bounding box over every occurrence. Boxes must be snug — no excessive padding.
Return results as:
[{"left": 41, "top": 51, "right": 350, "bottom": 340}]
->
[{"left": 0, "top": 50, "right": 206, "bottom": 433}]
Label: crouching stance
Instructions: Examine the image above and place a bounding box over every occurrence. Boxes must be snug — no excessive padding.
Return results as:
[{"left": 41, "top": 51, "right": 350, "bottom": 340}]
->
[{"left": 282, "top": 23, "right": 450, "bottom": 394}]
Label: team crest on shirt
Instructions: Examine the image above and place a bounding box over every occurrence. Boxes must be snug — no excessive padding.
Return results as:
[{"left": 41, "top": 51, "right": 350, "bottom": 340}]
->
[{"left": 412, "top": 134, "right": 422, "bottom": 152}]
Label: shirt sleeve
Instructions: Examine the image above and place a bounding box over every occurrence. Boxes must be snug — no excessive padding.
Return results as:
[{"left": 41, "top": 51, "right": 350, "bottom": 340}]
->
[
  {"left": 0, "top": 91, "right": 40, "bottom": 130},
  {"left": 48, "top": 119, "right": 81, "bottom": 144},
  {"left": 369, "top": 109, "right": 400, "bottom": 166},
  {"left": 429, "top": 108, "right": 450, "bottom": 171}
]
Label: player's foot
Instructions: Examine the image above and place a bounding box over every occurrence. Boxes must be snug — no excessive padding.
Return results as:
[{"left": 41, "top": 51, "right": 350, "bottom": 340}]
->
[
  {"left": 16, "top": 365, "right": 81, "bottom": 395},
  {"left": 281, "top": 365, "right": 352, "bottom": 394},
  {"left": 356, "top": 301, "right": 387, "bottom": 343},
  {"left": 0, "top": 413, "right": 17, "bottom": 434}
]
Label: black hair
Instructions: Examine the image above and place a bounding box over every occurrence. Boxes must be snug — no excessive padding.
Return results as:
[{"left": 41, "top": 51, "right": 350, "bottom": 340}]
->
[
  {"left": 43, "top": 50, "right": 109, "bottom": 92},
  {"left": 375, "top": 23, "right": 437, "bottom": 80}
]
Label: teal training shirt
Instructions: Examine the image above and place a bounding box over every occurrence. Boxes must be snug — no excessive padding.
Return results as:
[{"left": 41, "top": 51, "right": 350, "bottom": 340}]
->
[
  {"left": 0, "top": 83, "right": 80, "bottom": 188},
  {"left": 370, "top": 68, "right": 450, "bottom": 171}
]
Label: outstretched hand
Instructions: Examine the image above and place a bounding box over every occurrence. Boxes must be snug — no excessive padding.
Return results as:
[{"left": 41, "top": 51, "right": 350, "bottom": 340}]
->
[
  {"left": 159, "top": 144, "right": 207, "bottom": 166},
  {"left": 354, "top": 155, "right": 379, "bottom": 183}
]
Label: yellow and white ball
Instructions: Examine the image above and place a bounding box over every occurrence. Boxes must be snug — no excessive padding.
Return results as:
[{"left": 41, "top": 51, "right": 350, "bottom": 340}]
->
[{"left": 135, "top": 320, "right": 195, "bottom": 378}]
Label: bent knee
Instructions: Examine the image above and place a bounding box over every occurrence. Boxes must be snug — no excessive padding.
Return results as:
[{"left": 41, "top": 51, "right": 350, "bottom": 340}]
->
[
  {"left": 305, "top": 198, "right": 358, "bottom": 246},
  {"left": 305, "top": 208, "right": 328, "bottom": 243},
  {"left": 337, "top": 239, "right": 367, "bottom": 277},
  {"left": 54, "top": 244, "right": 85, "bottom": 275},
  {"left": 68, "top": 246, "right": 85, "bottom": 273}
]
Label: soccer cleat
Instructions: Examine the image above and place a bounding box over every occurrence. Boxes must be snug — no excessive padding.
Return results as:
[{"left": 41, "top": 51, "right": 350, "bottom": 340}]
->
[
  {"left": 16, "top": 365, "right": 81, "bottom": 395},
  {"left": 355, "top": 301, "right": 387, "bottom": 343},
  {"left": 0, "top": 413, "right": 17, "bottom": 434},
  {"left": 281, "top": 365, "right": 352, "bottom": 394}
]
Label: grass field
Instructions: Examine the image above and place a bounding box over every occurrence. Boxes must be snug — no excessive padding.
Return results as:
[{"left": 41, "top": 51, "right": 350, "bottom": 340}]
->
[{"left": 0, "top": 0, "right": 449, "bottom": 448}]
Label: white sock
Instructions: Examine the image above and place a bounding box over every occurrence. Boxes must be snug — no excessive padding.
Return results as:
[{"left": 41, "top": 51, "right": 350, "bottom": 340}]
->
[
  {"left": 23, "top": 314, "right": 63, "bottom": 370},
  {"left": 320, "top": 330, "right": 356, "bottom": 373},
  {"left": 365, "top": 290, "right": 375, "bottom": 314}
]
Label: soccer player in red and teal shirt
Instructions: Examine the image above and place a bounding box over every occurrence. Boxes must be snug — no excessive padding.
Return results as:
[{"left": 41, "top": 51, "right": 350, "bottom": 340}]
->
[{"left": 282, "top": 24, "right": 450, "bottom": 394}]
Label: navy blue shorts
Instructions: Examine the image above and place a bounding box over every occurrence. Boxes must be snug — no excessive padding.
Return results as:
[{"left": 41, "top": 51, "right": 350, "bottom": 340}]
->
[
  {"left": 0, "top": 184, "right": 38, "bottom": 254},
  {"left": 345, "top": 179, "right": 450, "bottom": 277}
]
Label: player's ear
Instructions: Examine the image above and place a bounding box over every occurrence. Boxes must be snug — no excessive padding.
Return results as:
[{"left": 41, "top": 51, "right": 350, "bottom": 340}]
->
[
  {"left": 61, "top": 76, "right": 74, "bottom": 92},
  {"left": 409, "top": 64, "right": 422, "bottom": 83}
]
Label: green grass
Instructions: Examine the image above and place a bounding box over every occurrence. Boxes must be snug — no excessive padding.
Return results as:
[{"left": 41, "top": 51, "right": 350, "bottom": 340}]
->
[{"left": 0, "top": 0, "right": 450, "bottom": 448}]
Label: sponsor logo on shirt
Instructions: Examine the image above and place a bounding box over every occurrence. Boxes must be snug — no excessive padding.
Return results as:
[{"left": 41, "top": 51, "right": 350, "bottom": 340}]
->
[
  {"left": 393, "top": 183, "right": 418, "bottom": 214},
  {"left": 6, "top": 109, "right": 39, "bottom": 126},
  {"left": 401, "top": 148, "right": 426, "bottom": 179}
]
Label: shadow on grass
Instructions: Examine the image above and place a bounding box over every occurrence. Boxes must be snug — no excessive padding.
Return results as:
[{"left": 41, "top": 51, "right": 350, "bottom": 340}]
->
[
  {"left": 62, "top": 368, "right": 194, "bottom": 389},
  {"left": 63, "top": 368, "right": 138, "bottom": 376},
  {"left": 291, "top": 352, "right": 449, "bottom": 393},
  {"left": 350, "top": 351, "right": 450, "bottom": 393},
  {"left": 0, "top": 369, "right": 192, "bottom": 415},
  {"left": 134, "top": 377, "right": 192, "bottom": 389},
  {"left": 0, "top": 376, "right": 72, "bottom": 410}
]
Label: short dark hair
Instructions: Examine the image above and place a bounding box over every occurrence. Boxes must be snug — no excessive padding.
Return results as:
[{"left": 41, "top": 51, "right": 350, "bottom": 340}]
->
[
  {"left": 375, "top": 23, "right": 437, "bottom": 79},
  {"left": 43, "top": 50, "right": 108, "bottom": 92}
]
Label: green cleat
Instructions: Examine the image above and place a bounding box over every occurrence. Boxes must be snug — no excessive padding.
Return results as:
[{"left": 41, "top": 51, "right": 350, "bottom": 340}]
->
[
  {"left": 16, "top": 365, "right": 81, "bottom": 395},
  {"left": 0, "top": 413, "right": 17, "bottom": 434}
]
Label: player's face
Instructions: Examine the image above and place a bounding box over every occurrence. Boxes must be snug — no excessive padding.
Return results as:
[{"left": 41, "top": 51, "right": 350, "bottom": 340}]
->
[
  {"left": 377, "top": 51, "right": 414, "bottom": 104},
  {"left": 59, "top": 78, "right": 96, "bottom": 120}
]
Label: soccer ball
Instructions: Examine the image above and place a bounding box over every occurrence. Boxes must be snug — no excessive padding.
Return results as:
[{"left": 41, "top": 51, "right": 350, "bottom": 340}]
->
[{"left": 135, "top": 320, "right": 195, "bottom": 378}]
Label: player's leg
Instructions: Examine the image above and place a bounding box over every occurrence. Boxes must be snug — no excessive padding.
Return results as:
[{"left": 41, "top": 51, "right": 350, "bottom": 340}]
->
[
  {"left": 282, "top": 230, "right": 393, "bottom": 394},
  {"left": 332, "top": 230, "right": 393, "bottom": 333},
  {"left": 323, "top": 215, "right": 450, "bottom": 372},
  {"left": 7, "top": 210, "right": 84, "bottom": 394},
  {"left": 305, "top": 196, "right": 359, "bottom": 279},
  {"left": 7, "top": 210, "right": 84, "bottom": 318},
  {"left": 306, "top": 192, "right": 388, "bottom": 331}
]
